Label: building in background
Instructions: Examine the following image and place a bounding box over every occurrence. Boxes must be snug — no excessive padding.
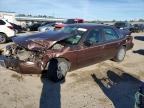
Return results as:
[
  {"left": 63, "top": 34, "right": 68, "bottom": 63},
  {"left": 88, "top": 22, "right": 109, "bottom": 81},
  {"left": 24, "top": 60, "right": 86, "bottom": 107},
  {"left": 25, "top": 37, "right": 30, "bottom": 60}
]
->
[{"left": 0, "top": 11, "right": 16, "bottom": 23}]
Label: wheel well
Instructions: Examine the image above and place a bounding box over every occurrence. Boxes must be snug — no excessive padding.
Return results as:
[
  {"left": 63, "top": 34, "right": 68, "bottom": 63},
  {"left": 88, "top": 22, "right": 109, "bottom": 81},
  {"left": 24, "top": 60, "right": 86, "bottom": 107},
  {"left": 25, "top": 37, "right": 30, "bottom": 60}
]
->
[
  {"left": 0, "top": 32, "right": 6, "bottom": 34},
  {"left": 55, "top": 57, "right": 71, "bottom": 69},
  {"left": 0, "top": 32, "right": 7, "bottom": 37},
  {"left": 44, "top": 57, "right": 71, "bottom": 70}
]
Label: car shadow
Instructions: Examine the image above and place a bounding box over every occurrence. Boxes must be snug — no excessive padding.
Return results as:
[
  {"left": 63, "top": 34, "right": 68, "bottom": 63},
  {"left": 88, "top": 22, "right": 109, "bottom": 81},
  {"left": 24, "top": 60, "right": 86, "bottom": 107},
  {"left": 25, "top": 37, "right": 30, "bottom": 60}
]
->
[
  {"left": 40, "top": 58, "right": 64, "bottom": 108},
  {"left": 40, "top": 77, "right": 62, "bottom": 108},
  {"left": 91, "top": 70, "right": 143, "bottom": 108},
  {"left": 133, "top": 49, "right": 144, "bottom": 56},
  {"left": 134, "top": 36, "right": 144, "bottom": 41}
]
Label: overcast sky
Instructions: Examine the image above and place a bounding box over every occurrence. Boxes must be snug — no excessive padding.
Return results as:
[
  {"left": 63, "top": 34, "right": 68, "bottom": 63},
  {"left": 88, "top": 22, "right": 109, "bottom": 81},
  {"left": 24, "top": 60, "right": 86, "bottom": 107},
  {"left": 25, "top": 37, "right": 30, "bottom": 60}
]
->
[{"left": 0, "top": 0, "right": 144, "bottom": 20}]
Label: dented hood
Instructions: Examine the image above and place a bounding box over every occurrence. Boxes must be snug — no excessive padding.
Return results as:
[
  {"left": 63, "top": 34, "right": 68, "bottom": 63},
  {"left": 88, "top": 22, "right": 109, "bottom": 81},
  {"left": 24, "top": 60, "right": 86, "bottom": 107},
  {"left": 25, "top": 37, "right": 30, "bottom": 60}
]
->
[{"left": 12, "top": 31, "right": 71, "bottom": 50}]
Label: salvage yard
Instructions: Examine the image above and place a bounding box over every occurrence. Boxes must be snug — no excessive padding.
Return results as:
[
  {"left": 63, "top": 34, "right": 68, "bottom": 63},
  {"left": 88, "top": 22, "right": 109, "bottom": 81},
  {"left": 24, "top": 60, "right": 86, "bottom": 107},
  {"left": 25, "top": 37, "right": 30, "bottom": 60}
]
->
[{"left": 0, "top": 32, "right": 144, "bottom": 108}]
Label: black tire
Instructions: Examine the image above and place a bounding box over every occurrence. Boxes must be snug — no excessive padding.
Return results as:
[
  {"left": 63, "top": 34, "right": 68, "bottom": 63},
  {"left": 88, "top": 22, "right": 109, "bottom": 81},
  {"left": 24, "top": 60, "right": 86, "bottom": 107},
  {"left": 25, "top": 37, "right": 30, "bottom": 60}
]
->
[
  {"left": 113, "top": 46, "right": 126, "bottom": 62},
  {"left": 46, "top": 58, "right": 70, "bottom": 82},
  {"left": 0, "top": 33, "right": 7, "bottom": 44}
]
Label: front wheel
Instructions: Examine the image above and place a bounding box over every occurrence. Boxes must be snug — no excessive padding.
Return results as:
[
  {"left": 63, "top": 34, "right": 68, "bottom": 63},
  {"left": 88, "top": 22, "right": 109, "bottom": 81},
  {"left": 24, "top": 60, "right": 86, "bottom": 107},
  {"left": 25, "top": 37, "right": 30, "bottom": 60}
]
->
[
  {"left": 46, "top": 58, "right": 70, "bottom": 82},
  {"left": 113, "top": 46, "right": 126, "bottom": 62}
]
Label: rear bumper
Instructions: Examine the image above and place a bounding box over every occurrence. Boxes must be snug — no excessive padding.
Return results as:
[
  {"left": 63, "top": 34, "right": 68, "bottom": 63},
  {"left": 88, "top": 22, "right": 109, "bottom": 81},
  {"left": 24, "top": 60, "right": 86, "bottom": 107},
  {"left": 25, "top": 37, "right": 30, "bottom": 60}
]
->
[{"left": 0, "top": 55, "right": 42, "bottom": 74}]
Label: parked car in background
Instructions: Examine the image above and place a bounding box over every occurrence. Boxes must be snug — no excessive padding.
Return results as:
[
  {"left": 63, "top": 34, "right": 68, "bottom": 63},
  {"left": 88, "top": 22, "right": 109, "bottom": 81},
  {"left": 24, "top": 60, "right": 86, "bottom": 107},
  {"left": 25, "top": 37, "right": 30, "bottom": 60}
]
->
[
  {"left": 41, "top": 21, "right": 56, "bottom": 26},
  {"left": 0, "top": 19, "right": 15, "bottom": 43},
  {"left": 10, "top": 23, "right": 23, "bottom": 33},
  {"left": 114, "top": 21, "right": 132, "bottom": 30},
  {"left": 26, "top": 22, "right": 56, "bottom": 31},
  {"left": 132, "top": 24, "right": 144, "bottom": 33},
  {"left": 26, "top": 23, "right": 42, "bottom": 31},
  {"left": 38, "top": 23, "right": 56, "bottom": 32},
  {"left": 114, "top": 21, "right": 131, "bottom": 29},
  {"left": 55, "top": 18, "right": 84, "bottom": 30},
  {"left": 114, "top": 21, "right": 132, "bottom": 35},
  {"left": 0, "top": 24, "right": 133, "bottom": 82}
]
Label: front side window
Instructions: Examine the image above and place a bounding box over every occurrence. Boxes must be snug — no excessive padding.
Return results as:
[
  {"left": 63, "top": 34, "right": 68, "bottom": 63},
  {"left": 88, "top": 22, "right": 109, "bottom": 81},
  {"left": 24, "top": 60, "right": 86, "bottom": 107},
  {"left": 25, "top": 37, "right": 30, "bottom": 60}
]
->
[
  {"left": 85, "top": 29, "right": 102, "bottom": 44},
  {"left": 103, "top": 28, "right": 119, "bottom": 41},
  {"left": 64, "top": 35, "right": 81, "bottom": 45}
]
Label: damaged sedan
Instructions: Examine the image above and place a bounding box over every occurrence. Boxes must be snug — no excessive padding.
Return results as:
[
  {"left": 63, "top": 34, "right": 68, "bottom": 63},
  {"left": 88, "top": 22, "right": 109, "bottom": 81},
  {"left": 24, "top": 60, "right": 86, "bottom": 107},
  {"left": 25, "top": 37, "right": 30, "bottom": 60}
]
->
[{"left": 0, "top": 24, "right": 134, "bottom": 82}]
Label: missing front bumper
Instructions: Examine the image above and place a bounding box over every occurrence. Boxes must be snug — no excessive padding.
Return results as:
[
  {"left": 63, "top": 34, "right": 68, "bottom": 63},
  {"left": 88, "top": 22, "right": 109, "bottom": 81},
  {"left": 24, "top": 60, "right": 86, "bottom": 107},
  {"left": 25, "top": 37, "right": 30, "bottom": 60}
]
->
[{"left": 0, "top": 55, "right": 42, "bottom": 74}]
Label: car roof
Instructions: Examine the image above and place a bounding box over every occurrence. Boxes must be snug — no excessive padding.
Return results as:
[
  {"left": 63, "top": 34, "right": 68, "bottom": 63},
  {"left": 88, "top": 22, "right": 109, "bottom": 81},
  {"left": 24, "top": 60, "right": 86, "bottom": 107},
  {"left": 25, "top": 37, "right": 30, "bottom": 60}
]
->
[{"left": 65, "top": 23, "right": 113, "bottom": 29}]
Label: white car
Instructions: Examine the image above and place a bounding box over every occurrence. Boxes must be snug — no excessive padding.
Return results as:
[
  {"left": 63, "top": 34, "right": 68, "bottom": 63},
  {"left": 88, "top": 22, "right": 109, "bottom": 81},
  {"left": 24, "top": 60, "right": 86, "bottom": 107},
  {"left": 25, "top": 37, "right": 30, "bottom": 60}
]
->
[{"left": 0, "top": 19, "right": 15, "bottom": 43}]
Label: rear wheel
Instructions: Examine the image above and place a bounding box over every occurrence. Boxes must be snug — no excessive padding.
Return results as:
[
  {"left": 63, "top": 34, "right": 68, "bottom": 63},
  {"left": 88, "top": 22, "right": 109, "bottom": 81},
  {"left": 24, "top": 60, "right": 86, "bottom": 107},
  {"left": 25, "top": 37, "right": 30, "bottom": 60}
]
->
[
  {"left": 0, "top": 33, "right": 7, "bottom": 44},
  {"left": 113, "top": 46, "right": 126, "bottom": 62},
  {"left": 46, "top": 58, "right": 70, "bottom": 82}
]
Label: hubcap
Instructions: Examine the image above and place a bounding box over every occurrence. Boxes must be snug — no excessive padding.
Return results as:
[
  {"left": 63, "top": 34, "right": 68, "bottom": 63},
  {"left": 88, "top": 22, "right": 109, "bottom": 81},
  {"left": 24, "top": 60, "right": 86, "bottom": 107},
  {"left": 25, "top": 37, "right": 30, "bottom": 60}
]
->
[{"left": 57, "top": 62, "right": 68, "bottom": 79}]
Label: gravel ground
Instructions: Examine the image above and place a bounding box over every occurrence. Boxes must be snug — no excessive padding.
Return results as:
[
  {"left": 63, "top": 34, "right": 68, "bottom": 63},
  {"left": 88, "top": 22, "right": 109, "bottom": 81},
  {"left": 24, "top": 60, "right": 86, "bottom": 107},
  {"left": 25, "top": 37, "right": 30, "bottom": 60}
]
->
[{"left": 0, "top": 32, "right": 144, "bottom": 108}]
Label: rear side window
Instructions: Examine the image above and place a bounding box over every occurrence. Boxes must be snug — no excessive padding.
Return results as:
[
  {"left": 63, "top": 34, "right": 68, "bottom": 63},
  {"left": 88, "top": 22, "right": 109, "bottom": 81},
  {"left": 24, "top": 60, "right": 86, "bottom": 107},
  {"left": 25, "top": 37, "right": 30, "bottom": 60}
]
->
[
  {"left": 102, "top": 28, "right": 119, "bottom": 41},
  {"left": 0, "top": 20, "right": 6, "bottom": 25}
]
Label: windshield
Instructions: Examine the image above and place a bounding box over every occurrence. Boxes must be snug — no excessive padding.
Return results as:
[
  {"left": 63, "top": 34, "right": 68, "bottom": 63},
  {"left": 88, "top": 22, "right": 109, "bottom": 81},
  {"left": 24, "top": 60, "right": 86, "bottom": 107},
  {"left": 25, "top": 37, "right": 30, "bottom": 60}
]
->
[{"left": 60, "top": 26, "right": 87, "bottom": 45}]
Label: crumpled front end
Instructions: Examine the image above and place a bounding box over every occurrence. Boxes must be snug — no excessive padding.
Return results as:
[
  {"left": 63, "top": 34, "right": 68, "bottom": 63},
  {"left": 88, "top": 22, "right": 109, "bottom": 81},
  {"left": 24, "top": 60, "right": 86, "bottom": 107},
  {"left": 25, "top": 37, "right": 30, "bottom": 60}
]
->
[
  {"left": 0, "top": 30, "right": 72, "bottom": 74},
  {"left": 0, "top": 43, "right": 46, "bottom": 74}
]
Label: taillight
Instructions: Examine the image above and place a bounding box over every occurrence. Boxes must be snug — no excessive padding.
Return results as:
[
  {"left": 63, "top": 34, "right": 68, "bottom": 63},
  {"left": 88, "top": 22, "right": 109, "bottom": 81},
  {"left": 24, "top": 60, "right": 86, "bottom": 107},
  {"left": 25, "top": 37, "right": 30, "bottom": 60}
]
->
[{"left": 7, "top": 26, "right": 14, "bottom": 30}]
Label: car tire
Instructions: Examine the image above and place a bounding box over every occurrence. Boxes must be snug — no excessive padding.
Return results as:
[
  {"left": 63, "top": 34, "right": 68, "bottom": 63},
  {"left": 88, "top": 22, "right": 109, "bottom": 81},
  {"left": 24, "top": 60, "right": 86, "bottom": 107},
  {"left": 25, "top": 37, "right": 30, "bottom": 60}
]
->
[
  {"left": 0, "top": 33, "right": 7, "bottom": 44},
  {"left": 113, "top": 46, "right": 126, "bottom": 62},
  {"left": 46, "top": 58, "right": 70, "bottom": 82}
]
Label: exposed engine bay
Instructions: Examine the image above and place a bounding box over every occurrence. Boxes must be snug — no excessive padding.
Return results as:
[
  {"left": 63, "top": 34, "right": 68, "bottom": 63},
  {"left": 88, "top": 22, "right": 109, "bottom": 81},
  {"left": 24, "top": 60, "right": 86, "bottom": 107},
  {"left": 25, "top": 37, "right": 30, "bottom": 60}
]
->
[
  {"left": 1, "top": 42, "right": 65, "bottom": 61},
  {"left": 0, "top": 42, "right": 66, "bottom": 74},
  {"left": 2, "top": 44, "right": 40, "bottom": 61}
]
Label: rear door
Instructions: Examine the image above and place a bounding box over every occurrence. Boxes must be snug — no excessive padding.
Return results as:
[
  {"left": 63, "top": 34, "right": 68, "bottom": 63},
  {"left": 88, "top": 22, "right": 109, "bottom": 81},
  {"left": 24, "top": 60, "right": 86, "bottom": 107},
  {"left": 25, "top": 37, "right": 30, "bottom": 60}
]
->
[{"left": 101, "top": 27, "right": 121, "bottom": 60}]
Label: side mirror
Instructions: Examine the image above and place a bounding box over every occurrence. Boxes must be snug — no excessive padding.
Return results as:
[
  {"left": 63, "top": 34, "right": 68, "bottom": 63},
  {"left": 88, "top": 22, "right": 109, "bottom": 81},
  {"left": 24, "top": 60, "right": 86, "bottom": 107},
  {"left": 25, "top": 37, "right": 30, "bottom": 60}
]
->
[{"left": 84, "top": 40, "right": 92, "bottom": 47}]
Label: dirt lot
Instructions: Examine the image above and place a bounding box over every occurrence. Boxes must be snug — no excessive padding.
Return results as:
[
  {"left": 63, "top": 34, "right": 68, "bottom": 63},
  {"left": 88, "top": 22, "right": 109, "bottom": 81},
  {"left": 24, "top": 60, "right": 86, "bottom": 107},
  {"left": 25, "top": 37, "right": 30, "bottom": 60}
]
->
[{"left": 0, "top": 32, "right": 144, "bottom": 108}]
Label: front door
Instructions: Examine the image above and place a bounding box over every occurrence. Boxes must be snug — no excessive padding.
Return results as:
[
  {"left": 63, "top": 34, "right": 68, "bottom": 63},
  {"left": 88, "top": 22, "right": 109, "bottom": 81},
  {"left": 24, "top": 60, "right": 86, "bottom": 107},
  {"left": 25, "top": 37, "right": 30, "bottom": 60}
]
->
[{"left": 77, "top": 28, "right": 105, "bottom": 67}]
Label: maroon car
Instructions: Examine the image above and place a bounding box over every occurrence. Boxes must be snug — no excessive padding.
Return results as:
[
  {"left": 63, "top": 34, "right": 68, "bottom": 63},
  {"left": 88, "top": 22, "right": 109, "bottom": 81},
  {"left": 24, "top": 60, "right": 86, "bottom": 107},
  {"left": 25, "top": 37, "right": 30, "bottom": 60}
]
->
[{"left": 0, "top": 24, "right": 133, "bottom": 82}]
